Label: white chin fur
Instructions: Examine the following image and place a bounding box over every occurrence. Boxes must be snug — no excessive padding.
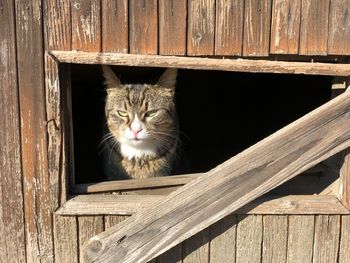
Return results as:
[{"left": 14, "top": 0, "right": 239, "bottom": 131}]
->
[{"left": 119, "top": 139, "right": 158, "bottom": 160}]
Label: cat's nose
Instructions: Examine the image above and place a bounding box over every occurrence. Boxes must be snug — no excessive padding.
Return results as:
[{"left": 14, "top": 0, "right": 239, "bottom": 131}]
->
[{"left": 130, "top": 121, "right": 143, "bottom": 137}]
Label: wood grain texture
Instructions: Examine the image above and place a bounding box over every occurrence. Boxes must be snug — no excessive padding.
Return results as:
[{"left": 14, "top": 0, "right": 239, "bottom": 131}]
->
[
  {"left": 339, "top": 148, "right": 350, "bottom": 209},
  {"left": 104, "top": 215, "right": 128, "bottom": 229},
  {"left": 183, "top": 230, "right": 209, "bottom": 263},
  {"left": 83, "top": 91, "right": 350, "bottom": 263},
  {"left": 129, "top": 0, "right": 158, "bottom": 54},
  {"left": 187, "top": 0, "right": 215, "bottom": 55},
  {"left": 73, "top": 174, "right": 200, "bottom": 193},
  {"left": 209, "top": 214, "right": 237, "bottom": 263},
  {"left": 236, "top": 215, "right": 262, "bottom": 263},
  {"left": 71, "top": 0, "right": 101, "bottom": 51},
  {"left": 159, "top": 0, "right": 187, "bottom": 55},
  {"left": 0, "top": 0, "right": 26, "bottom": 261},
  {"left": 44, "top": 0, "right": 71, "bottom": 51},
  {"left": 270, "top": 0, "right": 301, "bottom": 54},
  {"left": 56, "top": 194, "right": 164, "bottom": 215},
  {"left": 60, "top": 64, "right": 75, "bottom": 199},
  {"left": 79, "top": 216, "right": 104, "bottom": 262},
  {"left": 54, "top": 215, "right": 78, "bottom": 263},
  {"left": 43, "top": 0, "right": 72, "bottom": 207},
  {"left": 262, "top": 215, "right": 288, "bottom": 263},
  {"left": 101, "top": 0, "right": 128, "bottom": 53},
  {"left": 215, "top": 0, "right": 244, "bottom": 55},
  {"left": 15, "top": 0, "right": 54, "bottom": 261},
  {"left": 313, "top": 215, "right": 341, "bottom": 263},
  {"left": 328, "top": 0, "right": 350, "bottom": 55},
  {"left": 237, "top": 195, "right": 349, "bottom": 214},
  {"left": 243, "top": 0, "right": 272, "bottom": 56},
  {"left": 57, "top": 194, "right": 350, "bottom": 216},
  {"left": 299, "top": 0, "right": 329, "bottom": 55},
  {"left": 51, "top": 51, "right": 350, "bottom": 76},
  {"left": 339, "top": 215, "right": 350, "bottom": 263},
  {"left": 286, "top": 216, "right": 314, "bottom": 263}
]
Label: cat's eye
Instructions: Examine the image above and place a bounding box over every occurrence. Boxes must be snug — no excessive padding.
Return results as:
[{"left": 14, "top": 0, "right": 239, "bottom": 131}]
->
[
  {"left": 117, "top": 110, "right": 128, "bottom": 117},
  {"left": 145, "top": 110, "right": 158, "bottom": 118}
]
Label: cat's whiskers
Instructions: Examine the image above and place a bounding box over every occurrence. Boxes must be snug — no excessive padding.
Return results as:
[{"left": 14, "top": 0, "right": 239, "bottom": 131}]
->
[
  {"left": 108, "top": 139, "right": 120, "bottom": 168},
  {"left": 98, "top": 132, "right": 115, "bottom": 148},
  {"left": 147, "top": 133, "right": 182, "bottom": 160}
]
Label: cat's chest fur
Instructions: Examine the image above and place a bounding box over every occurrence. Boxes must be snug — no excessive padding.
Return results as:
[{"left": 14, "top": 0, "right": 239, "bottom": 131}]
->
[{"left": 104, "top": 140, "right": 178, "bottom": 179}]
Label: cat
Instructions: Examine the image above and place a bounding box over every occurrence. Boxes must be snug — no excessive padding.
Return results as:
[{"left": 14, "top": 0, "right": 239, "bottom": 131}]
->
[{"left": 101, "top": 65, "right": 180, "bottom": 179}]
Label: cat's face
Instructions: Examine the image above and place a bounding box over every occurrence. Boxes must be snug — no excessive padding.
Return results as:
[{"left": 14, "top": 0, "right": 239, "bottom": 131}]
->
[{"left": 103, "top": 66, "right": 178, "bottom": 159}]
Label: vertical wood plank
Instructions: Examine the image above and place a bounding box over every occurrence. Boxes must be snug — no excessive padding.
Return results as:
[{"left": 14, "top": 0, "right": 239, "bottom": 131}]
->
[
  {"left": 243, "top": 0, "right": 272, "bottom": 56},
  {"left": 270, "top": 0, "right": 301, "bottom": 54},
  {"left": 187, "top": 0, "right": 215, "bottom": 55},
  {"left": 339, "top": 215, "right": 350, "bottom": 263},
  {"left": 313, "top": 215, "right": 341, "bottom": 263},
  {"left": 44, "top": 0, "right": 72, "bottom": 208},
  {"left": 0, "top": 0, "right": 26, "bottom": 261},
  {"left": 71, "top": 0, "right": 101, "bottom": 51},
  {"left": 101, "top": 0, "right": 128, "bottom": 53},
  {"left": 159, "top": 0, "right": 187, "bottom": 55},
  {"left": 54, "top": 215, "right": 79, "bottom": 263},
  {"left": 215, "top": 0, "right": 244, "bottom": 56},
  {"left": 328, "top": 0, "right": 350, "bottom": 55},
  {"left": 236, "top": 215, "right": 263, "bottom": 263},
  {"left": 15, "top": 0, "right": 54, "bottom": 261},
  {"left": 129, "top": 0, "right": 158, "bottom": 54},
  {"left": 299, "top": 0, "right": 330, "bottom": 55},
  {"left": 44, "top": 0, "right": 71, "bottom": 52},
  {"left": 60, "top": 64, "right": 75, "bottom": 196},
  {"left": 183, "top": 229, "right": 209, "bottom": 263},
  {"left": 78, "top": 216, "right": 104, "bottom": 261},
  {"left": 262, "top": 215, "right": 288, "bottom": 263},
  {"left": 209, "top": 214, "right": 237, "bottom": 263},
  {"left": 339, "top": 148, "right": 350, "bottom": 209},
  {"left": 286, "top": 216, "right": 314, "bottom": 263}
]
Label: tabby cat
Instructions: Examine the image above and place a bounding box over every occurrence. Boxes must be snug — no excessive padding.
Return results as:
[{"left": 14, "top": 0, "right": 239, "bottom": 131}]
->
[{"left": 101, "top": 66, "right": 180, "bottom": 179}]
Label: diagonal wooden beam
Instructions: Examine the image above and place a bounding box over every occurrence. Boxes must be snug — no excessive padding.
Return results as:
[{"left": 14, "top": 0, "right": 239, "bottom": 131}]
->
[{"left": 84, "top": 91, "right": 350, "bottom": 263}]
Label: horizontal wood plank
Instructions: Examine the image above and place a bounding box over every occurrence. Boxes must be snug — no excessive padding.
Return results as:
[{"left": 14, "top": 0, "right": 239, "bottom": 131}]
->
[
  {"left": 72, "top": 174, "right": 200, "bottom": 193},
  {"left": 83, "top": 91, "right": 350, "bottom": 263},
  {"left": 56, "top": 195, "right": 164, "bottom": 215},
  {"left": 50, "top": 51, "right": 350, "bottom": 76},
  {"left": 57, "top": 194, "right": 350, "bottom": 216}
]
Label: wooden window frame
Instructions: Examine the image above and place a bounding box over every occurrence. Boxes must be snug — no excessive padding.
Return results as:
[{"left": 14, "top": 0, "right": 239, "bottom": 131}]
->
[{"left": 50, "top": 51, "right": 350, "bottom": 216}]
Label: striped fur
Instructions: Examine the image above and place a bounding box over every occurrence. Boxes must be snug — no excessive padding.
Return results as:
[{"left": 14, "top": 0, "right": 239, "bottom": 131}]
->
[{"left": 102, "top": 66, "right": 179, "bottom": 179}]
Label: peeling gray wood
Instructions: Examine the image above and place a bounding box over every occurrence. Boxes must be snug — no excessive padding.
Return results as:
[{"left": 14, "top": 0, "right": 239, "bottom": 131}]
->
[
  {"left": 0, "top": 0, "right": 26, "bottom": 261},
  {"left": 262, "top": 216, "right": 288, "bottom": 263},
  {"left": 313, "top": 215, "right": 341, "bottom": 263},
  {"left": 286, "top": 216, "right": 314, "bottom": 263},
  {"left": 236, "top": 215, "right": 262, "bottom": 263}
]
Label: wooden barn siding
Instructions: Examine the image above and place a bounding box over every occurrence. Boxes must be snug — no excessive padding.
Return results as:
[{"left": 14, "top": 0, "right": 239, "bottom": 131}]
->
[
  {"left": 1, "top": 0, "right": 349, "bottom": 262},
  {"left": 47, "top": 0, "right": 349, "bottom": 57},
  {"left": 51, "top": 214, "right": 350, "bottom": 262},
  {"left": 0, "top": 0, "right": 26, "bottom": 261}
]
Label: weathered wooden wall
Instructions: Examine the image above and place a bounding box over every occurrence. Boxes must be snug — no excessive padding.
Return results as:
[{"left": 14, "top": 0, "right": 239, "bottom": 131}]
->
[
  {"left": 52, "top": 214, "right": 350, "bottom": 263},
  {"left": 1, "top": 0, "right": 350, "bottom": 262}
]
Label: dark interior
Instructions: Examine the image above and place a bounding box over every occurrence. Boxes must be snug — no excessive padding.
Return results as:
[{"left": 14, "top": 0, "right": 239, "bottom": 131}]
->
[{"left": 71, "top": 64, "right": 332, "bottom": 184}]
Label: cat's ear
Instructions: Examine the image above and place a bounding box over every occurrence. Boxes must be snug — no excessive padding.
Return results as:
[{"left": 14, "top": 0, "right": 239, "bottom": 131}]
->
[
  {"left": 157, "top": 68, "right": 177, "bottom": 89},
  {"left": 102, "top": 65, "right": 121, "bottom": 87}
]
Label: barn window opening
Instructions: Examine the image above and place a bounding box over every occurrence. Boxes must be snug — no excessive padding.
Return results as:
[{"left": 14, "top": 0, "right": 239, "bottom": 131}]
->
[{"left": 70, "top": 64, "right": 333, "bottom": 194}]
